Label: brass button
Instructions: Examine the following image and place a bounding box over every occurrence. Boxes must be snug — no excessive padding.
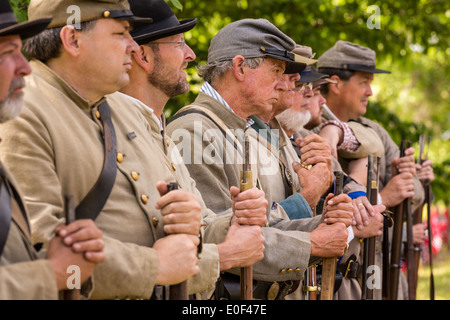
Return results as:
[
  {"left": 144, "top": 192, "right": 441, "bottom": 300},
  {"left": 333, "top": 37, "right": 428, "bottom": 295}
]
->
[
  {"left": 103, "top": 11, "right": 111, "bottom": 18},
  {"left": 117, "top": 153, "right": 124, "bottom": 163},
  {"left": 141, "top": 194, "right": 148, "bottom": 204},
  {"left": 95, "top": 110, "right": 101, "bottom": 119},
  {"left": 280, "top": 269, "right": 286, "bottom": 274},
  {"left": 295, "top": 268, "right": 301, "bottom": 273},
  {"left": 166, "top": 140, "right": 170, "bottom": 147},
  {"left": 171, "top": 163, "right": 176, "bottom": 171},
  {"left": 152, "top": 217, "right": 158, "bottom": 227},
  {"left": 131, "top": 171, "right": 138, "bottom": 181},
  {"left": 287, "top": 268, "right": 293, "bottom": 273}
]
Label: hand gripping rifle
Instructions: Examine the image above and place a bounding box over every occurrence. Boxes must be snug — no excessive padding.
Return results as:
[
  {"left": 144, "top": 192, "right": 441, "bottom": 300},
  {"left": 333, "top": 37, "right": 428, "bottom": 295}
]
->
[
  {"left": 412, "top": 134, "right": 435, "bottom": 300},
  {"left": 361, "top": 156, "right": 380, "bottom": 300},
  {"left": 165, "top": 182, "right": 190, "bottom": 300},
  {"left": 240, "top": 136, "right": 254, "bottom": 300},
  {"left": 63, "top": 194, "right": 81, "bottom": 300},
  {"left": 319, "top": 171, "right": 344, "bottom": 300},
  {"left": 389, "top": 140, "right": 411, "bottom": 300}
]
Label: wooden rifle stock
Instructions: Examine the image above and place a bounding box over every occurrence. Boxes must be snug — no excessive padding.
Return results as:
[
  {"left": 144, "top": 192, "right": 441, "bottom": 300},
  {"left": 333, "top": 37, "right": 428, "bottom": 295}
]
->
[
  {"left": 361, "top": 156, "right": 380, "bottom": 300},
  {"left": 166, "top": 182, "right": 189, "bottom": 300},
  {"left": 63, "top": 194, "right": 81, "bottom": 300},
  {"left": 240, "top": 136, "right": 253, "bottom": 300},
  {"left": 389, "top": 140, "right": 411, "bottom": 300},
  {"left": 320, "top": 171, "right": 344, "bottom": 300}
]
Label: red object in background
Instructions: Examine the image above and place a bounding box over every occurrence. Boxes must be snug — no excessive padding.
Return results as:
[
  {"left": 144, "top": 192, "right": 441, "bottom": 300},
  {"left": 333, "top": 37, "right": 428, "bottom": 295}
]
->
[{"left": 423, "top": 206, "right": 449, "bottom": 259}]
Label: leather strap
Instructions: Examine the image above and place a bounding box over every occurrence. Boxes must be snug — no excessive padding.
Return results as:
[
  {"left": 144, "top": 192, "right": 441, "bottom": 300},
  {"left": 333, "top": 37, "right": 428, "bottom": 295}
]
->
[
  {"left": 0, "top": 172, "right": 12, "bottom": 257},
  {"left": 75, "top": 100, "right": 117, "bottom": 221}
]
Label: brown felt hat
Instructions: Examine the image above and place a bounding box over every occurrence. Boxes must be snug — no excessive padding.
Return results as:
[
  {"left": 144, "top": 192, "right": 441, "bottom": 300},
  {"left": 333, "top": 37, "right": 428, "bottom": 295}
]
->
[{"left": 28, "top": 0, "right": 152, "bottom": 29}]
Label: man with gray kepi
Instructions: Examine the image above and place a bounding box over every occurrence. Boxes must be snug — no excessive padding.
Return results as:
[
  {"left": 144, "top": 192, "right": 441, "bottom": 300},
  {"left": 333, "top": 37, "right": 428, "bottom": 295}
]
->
[
  {"left": 0, "top": 0, "right": 216, "bottom": 300},
  {"left": 317, "top": 40, "right": 426, "bottom": 299},
  {"left": 167, "top": 19, "right": 352, "bottom": 299},
  {"left": 0, "top": 0, "right": 105, "bottom": 299}
]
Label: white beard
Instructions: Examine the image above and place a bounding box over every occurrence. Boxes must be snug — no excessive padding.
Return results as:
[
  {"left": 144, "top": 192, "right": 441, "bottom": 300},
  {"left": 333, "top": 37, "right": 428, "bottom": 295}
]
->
[
  {"left": 276, "top": 108, "right": 311, "bottom": 133},
  {"left": 0, "top": 93, "right": 23, "bottom": 123}
]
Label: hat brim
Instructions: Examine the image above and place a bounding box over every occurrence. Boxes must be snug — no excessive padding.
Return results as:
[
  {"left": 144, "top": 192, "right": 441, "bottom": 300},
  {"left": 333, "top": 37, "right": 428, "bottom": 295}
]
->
[
  {"left": 0, "top": 17, "right": 52, "bottom": 39},
  {"left": 261, "top": 53, "right": 306, "bottom": 74},
  {"left": 298, "top": 71, "right": 327, "bottom": 83},
  {"left": 132, "top": 18, "right": 197, "bottom": 44},
  {"left": 346, "top": 65, "right": 391, "bottom": 74}
]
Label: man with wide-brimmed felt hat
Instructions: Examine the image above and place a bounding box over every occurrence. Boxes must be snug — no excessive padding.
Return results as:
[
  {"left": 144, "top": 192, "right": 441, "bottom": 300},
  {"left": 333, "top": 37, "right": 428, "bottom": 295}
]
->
[
  {"left": 0, "top": 0, "right": 106, "bottom": 300},
  {"left": 118, "top": 0, "right": 267, "bottom": 299},
  {"left": 0, "top": 0, "right": 206, "bottom": 300}
]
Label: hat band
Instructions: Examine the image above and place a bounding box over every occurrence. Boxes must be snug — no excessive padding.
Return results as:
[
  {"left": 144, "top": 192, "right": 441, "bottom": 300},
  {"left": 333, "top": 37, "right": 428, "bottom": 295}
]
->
[
  {"left": 0, "top": 12, "right": 18, "bottom": 28},
  {"left": 260, "top": 46, "right": 295, "bottom": 62},
  {"left": 341, "top": 63, "right": 376, "bottom": 70}
]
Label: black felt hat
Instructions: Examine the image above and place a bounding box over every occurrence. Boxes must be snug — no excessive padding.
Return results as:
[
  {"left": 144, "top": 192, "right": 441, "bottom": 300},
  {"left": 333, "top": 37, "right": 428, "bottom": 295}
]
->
[
  {"left": 129, "top": 0, "right": 197, "bottom": 45},
  {"left": 0, "top": 0, "right": 51, "bottom": 39}
]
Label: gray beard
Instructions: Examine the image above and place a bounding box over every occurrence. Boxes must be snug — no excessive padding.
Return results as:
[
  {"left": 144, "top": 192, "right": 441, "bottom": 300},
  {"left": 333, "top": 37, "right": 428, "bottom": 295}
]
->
[
  {"left": 276, "top": 108, "right": 311, "bottom": 133},
  {"left": 0, "top": 78, "right": 25, "bottom": 123}
]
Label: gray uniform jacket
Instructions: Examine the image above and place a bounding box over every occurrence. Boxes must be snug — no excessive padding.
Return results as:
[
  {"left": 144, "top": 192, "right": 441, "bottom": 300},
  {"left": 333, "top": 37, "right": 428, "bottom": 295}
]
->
[{"left": 167, "top": 92, "right": 327, "bottom": 282}]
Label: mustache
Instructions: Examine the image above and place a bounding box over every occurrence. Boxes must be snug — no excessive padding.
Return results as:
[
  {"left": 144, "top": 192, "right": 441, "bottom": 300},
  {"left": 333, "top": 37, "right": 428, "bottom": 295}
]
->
[{"left": 9, "top": 78, "right": 26, "bottom": 93}]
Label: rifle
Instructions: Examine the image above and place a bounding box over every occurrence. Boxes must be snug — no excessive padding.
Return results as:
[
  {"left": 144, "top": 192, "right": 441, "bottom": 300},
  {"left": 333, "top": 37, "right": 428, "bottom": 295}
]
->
[
  {"left": 166, "top": 182, "right": 189, "bottom": 300},
  {"left": 63, "top": 194, "right": 81, "bottom": 300},
  {"left": 389, "top": 140, "right": 411, "bottom": 300},
  {"left": 361, "top": 155, "right": 380, "bottom": 300},
  {"left": 405, "top": 143, "right": 416, "bottom": 299},
  {"left": 304, "top": 205, "right": 318, "bottom": 300},
  {"left": 412, "top": 134, "right": 435, "bottom": 300},
  {"left": 240, "top": 136, "right": 254, "bottom": 300},
  {"left": 319, "top": 171, "right": 344, "bottom": 300}
]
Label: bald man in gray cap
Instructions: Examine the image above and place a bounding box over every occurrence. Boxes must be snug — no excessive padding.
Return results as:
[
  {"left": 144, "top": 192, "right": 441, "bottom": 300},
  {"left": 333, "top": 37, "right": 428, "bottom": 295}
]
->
[
  {"left": 317, "top": 40, "right": 427, "bottom": 299},
  {"left": 167, "top": 18, "right": 353, "bottom": 300}
]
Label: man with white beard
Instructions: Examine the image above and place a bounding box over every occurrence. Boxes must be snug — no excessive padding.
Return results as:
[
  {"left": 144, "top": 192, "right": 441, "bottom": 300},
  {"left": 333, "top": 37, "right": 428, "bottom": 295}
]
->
[{"left": 276, "top": 45, "right": 386, "bottom": 300}]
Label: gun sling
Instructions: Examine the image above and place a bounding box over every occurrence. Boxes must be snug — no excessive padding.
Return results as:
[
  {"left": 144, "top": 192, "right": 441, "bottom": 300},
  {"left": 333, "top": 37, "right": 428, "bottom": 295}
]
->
[{"left": 75, "top": 100, "right": 117, "bottom": 221}]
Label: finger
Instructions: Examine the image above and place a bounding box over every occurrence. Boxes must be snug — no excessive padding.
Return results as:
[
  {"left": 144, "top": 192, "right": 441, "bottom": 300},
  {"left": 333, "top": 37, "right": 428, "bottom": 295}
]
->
[
  {"left": 160, "top": 200, "right": 201, "bottom": 217},
  {"left": 72, "top": 237, "right": 105, "bottom": 253},
  {"left": 84, "top": 251, "right": 106, "bottom": 263},
  {"left": 156, "top": 181, "right": 169, "bottom": 196}
]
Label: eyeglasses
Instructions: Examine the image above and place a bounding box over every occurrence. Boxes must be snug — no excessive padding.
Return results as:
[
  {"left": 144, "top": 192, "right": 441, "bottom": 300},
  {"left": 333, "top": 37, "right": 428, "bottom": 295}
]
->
[
  {"left": 295, "top": 82, "right": 313, "bottom": 94},
  {"left": 152, "top": 39, "right": 186, "bottom": 50}
]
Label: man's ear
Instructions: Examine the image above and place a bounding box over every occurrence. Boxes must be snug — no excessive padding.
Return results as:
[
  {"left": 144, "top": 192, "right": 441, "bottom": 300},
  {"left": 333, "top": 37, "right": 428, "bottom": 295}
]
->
[
  {"left": 232, "top": 55, "right": 246, "bottom": 82},
  {"left": 133, "top": 45, "right": 152, "bottom": 72},
  {"left": 59, "top": 25, "right": 81, "bottom": 57},
  {"left": 329, "top": 75, "right": 341, "bottom": 95}
]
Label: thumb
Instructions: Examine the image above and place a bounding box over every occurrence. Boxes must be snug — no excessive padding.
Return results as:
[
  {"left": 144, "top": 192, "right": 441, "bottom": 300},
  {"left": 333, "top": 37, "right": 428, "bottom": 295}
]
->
[
  {"left": 230, "top": 186, "right": 240, "bottom": 199},
  {"left": 156, "top": 181, "right": 169, "bottom": 197}
]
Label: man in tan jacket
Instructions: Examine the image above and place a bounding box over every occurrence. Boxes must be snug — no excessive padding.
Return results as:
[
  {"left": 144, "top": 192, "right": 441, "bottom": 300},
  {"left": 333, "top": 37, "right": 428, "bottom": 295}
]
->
[
  {"left": 0, "top": 0, "right": 220, "bottom": 299},
  {"left": 0, "top": 0, "right": 104, "bottom": 300}
]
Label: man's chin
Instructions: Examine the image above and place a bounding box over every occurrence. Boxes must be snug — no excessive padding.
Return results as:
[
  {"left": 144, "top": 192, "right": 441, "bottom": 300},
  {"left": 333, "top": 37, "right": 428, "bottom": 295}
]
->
[{"left": 0, "top": 96, "right": 23, "bottom": 123}]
